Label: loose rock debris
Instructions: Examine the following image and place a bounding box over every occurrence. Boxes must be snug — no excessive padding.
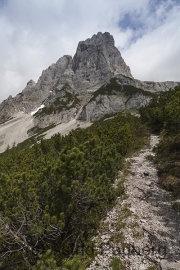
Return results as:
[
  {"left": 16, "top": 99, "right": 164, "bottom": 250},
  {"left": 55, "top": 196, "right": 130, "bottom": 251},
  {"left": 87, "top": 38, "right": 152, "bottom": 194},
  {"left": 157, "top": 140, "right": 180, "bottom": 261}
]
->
[{"left": 86, "top": 135, "right": 180, "bottom": 270}]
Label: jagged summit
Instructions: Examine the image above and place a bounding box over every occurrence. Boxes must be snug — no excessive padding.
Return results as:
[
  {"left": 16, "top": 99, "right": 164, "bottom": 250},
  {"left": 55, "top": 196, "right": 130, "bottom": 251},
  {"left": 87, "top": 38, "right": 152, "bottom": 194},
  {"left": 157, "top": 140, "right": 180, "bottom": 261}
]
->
[
  {"left": 26, "top": 80, "right": 36, "bottom": 87},
  {"left": 72, "top": 32, "right": 133, "bottom": 84},
  {"left": 74, "top": 32, "right": 115, "bottom": 57}
]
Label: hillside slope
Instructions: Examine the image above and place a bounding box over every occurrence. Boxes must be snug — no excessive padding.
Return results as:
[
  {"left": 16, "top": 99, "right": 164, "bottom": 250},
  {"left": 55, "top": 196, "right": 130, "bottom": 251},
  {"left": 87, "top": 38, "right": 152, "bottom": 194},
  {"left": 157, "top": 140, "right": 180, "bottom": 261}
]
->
[{"left": 87, "top": 135, "right": 180, "bottom": 270}]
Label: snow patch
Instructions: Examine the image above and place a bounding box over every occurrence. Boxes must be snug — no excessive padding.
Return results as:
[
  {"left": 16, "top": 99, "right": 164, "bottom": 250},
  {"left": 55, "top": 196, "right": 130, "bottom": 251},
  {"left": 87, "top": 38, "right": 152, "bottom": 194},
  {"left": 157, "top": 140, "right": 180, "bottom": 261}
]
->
[{"left": 31, "top": 104, "right": 45, "bottom": 116}]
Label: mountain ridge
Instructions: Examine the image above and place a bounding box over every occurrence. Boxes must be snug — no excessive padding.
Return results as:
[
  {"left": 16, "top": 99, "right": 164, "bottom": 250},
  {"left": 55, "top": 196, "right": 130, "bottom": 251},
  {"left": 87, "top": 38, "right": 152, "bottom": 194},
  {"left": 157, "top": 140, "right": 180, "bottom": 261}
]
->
[{"left": 0, "top": 32, "right": 179, "bottom": 151}]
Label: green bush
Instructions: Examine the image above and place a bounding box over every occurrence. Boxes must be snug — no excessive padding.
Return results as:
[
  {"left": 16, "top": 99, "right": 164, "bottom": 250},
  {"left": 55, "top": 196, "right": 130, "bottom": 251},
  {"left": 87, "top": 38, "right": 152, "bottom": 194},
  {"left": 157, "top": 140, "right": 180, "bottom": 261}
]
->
[
  {"left": 139, "top": 86, "right": 180, "bottom": 199},
  {"left": 110, "top": 257, "right": 126, "bottom": 270}
]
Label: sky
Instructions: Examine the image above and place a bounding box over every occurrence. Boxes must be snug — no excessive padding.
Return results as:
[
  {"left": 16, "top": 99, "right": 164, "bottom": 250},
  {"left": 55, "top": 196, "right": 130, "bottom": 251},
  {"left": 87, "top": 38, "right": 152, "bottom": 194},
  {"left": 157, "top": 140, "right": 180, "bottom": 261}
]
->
[{"left": 0, "top": 0, "right": 180, "bottom": 102}]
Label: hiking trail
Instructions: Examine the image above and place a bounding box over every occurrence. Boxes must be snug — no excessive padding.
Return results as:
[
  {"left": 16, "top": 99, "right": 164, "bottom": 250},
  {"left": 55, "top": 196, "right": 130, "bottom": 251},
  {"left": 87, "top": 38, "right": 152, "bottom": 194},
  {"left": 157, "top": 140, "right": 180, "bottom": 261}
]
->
[{"left": 87, "top": 135, "right": 180, "bottom": 270}]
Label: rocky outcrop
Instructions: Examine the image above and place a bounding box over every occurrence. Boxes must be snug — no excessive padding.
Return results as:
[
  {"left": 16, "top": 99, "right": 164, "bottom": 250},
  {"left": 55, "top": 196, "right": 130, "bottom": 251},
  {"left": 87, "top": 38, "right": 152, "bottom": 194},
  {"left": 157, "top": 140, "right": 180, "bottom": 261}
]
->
[
  {"left": 0, "top": 79, "right": 39, "bottom": 123},
  {"left": 79, "top": 78, "right": 154, "bottom": 122},
  {"left": 33, "top": 84, "right": 80, "bottom": 128},
  {"left": 35, "top": 55, "right": 74, "bottom": 97},
  {"left": 117, "top": 74, "right": 180, "bottom": 93},
  {"left": 79, "top": 93, "right": 151, "bottom": 122},
  {"left": 33, "top": 108, "right": 77, "bottom": 129},
  {"left": 0, "top": 95, "right": 17, "bottom": 123},
  {"left": 72, "top": 32, "right": 133, "bottom": 92}
]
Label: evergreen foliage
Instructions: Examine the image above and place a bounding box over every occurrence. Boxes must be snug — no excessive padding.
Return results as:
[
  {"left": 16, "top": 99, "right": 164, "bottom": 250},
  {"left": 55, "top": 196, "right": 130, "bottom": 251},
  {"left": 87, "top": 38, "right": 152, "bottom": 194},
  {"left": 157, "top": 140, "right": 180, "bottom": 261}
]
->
[
  {"left": 0, "top": 112, "right": 146, "bottom": 269},
  {"left": 110, "top": 257, "right": 126, "bottom": 270},
  {"left": 139, "top": 86, "right": 180, "bottom": 199},
  {"left": 140, "top": 86, "right": 180, "bottom": 133},
  {"left": 27, "top": 124, "right": 56, "bottom": 136}
]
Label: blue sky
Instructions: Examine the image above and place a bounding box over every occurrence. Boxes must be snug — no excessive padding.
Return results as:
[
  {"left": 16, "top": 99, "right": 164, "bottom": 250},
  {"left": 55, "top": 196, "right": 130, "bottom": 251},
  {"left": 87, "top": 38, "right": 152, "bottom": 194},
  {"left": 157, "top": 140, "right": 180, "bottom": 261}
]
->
[{"left": 0, "top": 0, "right": 180, "bottom": 101}]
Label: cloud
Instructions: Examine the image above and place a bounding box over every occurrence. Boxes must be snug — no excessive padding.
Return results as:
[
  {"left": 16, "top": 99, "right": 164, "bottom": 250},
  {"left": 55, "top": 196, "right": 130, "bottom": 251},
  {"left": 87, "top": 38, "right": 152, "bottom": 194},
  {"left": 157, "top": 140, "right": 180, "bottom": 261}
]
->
[
  {"left": 0, "top": 0, "right": 179, "bottom": 101},
  {"left": 123, "top": 2, "right": 180, "bottom": 81}
]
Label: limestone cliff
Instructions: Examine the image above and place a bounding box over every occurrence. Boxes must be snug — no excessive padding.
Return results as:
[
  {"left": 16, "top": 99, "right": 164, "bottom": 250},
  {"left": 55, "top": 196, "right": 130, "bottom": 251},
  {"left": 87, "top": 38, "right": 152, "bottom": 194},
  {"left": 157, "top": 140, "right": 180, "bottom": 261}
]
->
[
  {"left": 72, "top": 32, "right": 133, "bottom": 92},
  {"left": 79, "top": 78, "right": 154, "bottom": 122}
]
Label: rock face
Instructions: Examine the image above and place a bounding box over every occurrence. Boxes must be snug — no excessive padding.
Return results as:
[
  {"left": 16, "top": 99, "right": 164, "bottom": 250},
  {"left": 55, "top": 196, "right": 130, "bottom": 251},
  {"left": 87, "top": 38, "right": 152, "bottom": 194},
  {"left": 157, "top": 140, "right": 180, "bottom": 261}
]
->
[
  {"left": 79, "top": 78, "right": 154, "bottom": 122},
  {"left": 117, "top": 74, "right": 179, "bottom": 93},
  {"left": 0, "top": 32, "right": 179, "bottom": 127},
  {"left": 33, "top": 84, "right": 80, "bottom": 128},
  {"left": 0, "top": 95, "right": 17, "bottom": 122},
  {"left": 79, "top": 93, "right": 151, "bottom": 122},
  {"left": 72, "top": 32, "right": 133, "bottom": 91}
]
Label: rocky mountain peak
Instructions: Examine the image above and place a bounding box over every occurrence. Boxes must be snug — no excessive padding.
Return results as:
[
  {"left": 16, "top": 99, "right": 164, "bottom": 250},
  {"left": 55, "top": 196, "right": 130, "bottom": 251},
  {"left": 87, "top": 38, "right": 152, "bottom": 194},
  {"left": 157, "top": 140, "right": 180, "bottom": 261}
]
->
[
  {"left": 7, "top": 95, "right": 13, "bottom": 100},
  {"left": 72, "top": 32, "right": 133, "bottom": 90},
  {"left": 54, "top": 55, "right": 73, "bottom": 71},
  {"left": 0, "top": 32, "right": 179, "bottom": 127},
  {"left": 77, "top": 32, "right": 114, "bottom": 50},
  {"left": 26, "top": 80, "right": 36, "bottom": 87}
]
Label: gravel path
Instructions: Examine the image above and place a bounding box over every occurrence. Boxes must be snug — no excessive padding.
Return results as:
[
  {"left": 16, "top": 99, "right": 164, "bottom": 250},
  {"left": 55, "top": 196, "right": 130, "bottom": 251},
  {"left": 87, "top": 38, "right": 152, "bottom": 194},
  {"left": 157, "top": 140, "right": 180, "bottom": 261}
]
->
[{"left": 87, "top": 135, "right": 180, "bottom": 270}]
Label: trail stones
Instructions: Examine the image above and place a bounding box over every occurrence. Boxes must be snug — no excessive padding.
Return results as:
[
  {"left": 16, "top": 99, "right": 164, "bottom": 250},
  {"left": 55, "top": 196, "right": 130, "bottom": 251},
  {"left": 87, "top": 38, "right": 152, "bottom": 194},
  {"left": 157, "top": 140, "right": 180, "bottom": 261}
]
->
[
  {"left": 146, "top": 181, "right": 152, "bottom": 186},
  {"left": 160, "top": 259, "right": 180, "bottom": 270},
  {"left": 143, "top": 171, "right": 150, "bottom": 177}
]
